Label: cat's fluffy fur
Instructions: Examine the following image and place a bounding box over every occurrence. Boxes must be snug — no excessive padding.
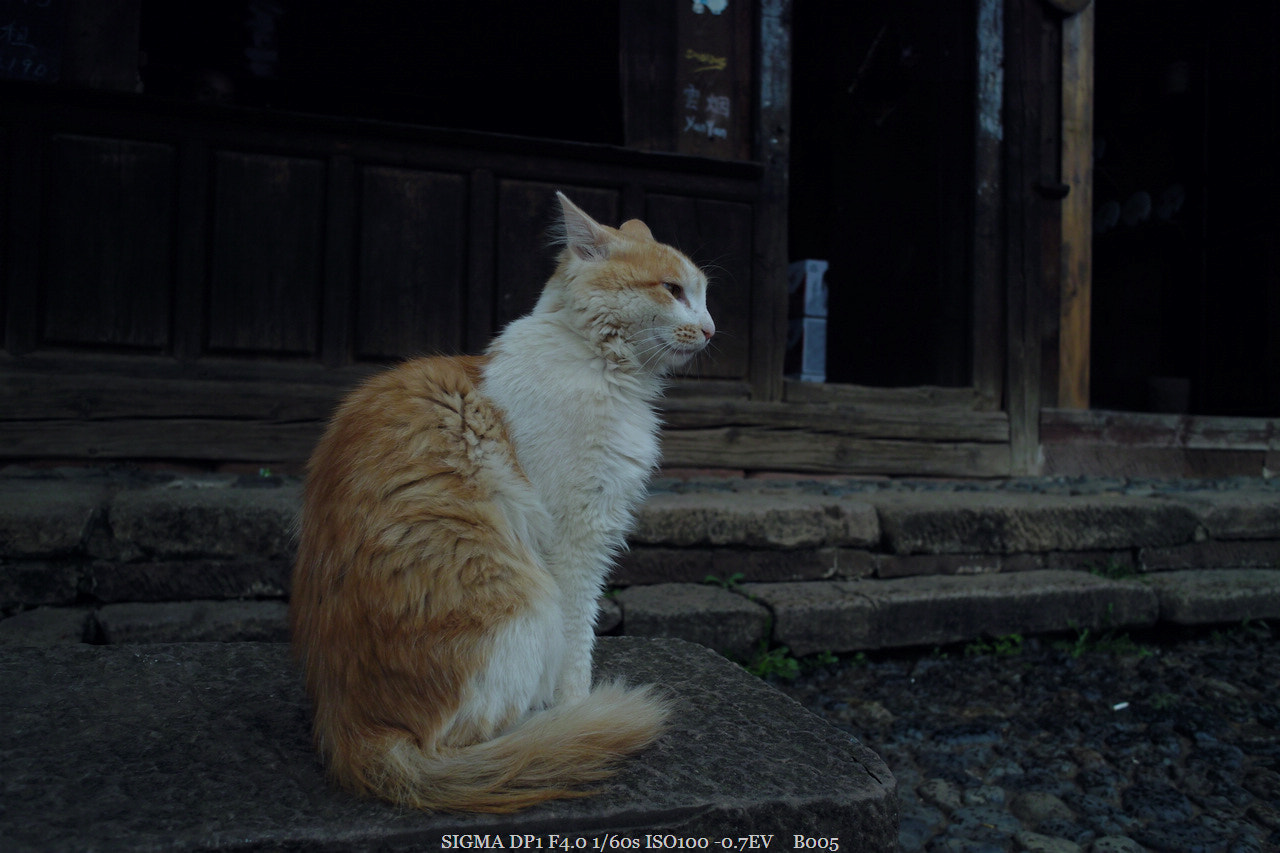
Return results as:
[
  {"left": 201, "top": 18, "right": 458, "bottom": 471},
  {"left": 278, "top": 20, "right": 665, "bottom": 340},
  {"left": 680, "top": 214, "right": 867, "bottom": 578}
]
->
[{"left": 290, "top": 193, "right": 715, "bottom": 812}]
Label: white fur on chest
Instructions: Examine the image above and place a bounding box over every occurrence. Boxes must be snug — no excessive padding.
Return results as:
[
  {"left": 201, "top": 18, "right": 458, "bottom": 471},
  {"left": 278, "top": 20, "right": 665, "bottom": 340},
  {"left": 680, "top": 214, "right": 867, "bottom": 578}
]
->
[{"left": 481, "top": 316, "right": 663, "bottom": 556}]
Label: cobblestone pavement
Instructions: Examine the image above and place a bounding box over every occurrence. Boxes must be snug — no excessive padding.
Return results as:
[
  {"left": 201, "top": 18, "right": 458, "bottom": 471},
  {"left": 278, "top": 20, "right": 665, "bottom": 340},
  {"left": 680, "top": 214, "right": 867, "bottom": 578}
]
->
[{"left": 777, "top": 623, "right": 1280, "bottom": 853}]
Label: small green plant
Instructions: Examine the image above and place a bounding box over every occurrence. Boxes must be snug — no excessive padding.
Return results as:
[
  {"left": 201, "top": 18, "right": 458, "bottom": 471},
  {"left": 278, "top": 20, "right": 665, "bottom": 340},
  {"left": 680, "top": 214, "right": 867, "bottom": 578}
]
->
[
  {"left": 805, "top": 649, "right": 840, "bottom": 670},
  {"left": 1057, "top": 625, "right": 1091, "bottom": 659},
  {"left": 1085, "top": 556, "right": 1139, "bottom": 580},
  {"left": 703, "top": 572, "right": 745, "bottom": 591},
  {"left": 745, "top": 641, "right": 801, "bottom": 680},
  {"left": 1055, "top": 622, "right": 1152, "bottom": 659},
  {"left": 965, "top": 633, "right": 1025, "bottom": 658},
  {"left": 1149, "top": 692, "right": 1178, "bottom": 711}
]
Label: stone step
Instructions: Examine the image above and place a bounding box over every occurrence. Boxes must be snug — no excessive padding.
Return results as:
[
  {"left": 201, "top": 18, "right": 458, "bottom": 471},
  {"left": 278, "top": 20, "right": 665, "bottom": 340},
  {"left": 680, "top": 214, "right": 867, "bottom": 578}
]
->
[
  {"left": 611, "top": 569, "right": 1280, "bottom": 659},
  {"left": 0, "top": 638, "right": 897, "bottom": 850},
  {"left": 4, "top": 569, "right": 1280, "bottom": 655},
  {"left": 743, "top": 571, "right": 1159, "bottom": 657},
  {"left": 1145, "top": 568, "right": 1280, "bottom": 625},
  {"left": 6, "top": 473, "right": 1280, "bottom": 569},
  {"left": 4, "top": 470, "right": 1280, "bottom": 653}
]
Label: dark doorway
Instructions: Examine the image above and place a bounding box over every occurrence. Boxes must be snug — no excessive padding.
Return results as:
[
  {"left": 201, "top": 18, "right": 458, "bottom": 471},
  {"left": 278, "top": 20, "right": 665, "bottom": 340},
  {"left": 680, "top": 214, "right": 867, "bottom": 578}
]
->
[
  {"left": 1092, "top": 1, "right": 1280, "bottom": 416},
  {"left": 788, "top": 0, "right": 976, "bottom": 388}
]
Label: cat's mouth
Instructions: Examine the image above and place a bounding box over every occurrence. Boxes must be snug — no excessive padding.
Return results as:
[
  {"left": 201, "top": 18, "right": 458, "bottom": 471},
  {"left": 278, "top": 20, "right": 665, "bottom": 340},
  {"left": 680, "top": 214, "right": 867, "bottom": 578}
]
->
[{"left": 666, "top": 343, "right": 707, "bottom": 361}]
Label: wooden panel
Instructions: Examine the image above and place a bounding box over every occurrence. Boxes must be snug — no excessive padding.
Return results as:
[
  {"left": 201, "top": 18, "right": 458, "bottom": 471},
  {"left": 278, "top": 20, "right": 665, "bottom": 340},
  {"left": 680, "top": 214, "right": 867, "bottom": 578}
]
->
[
  {"left": 661, "top": 428, "right": 1011, "bottom": 477},
  {"left": 208, "top": 151, "right": 324, "bottom": 355},
  {"left": 620, "top": 0, "right": 753, "bottom": 161},
  {"left": 784, "top": 380, "right": 996, "bottom": 411},
  {"left": 0, "top": 83, "right": 777, "bottom": 470},
  {"left": 43, "top": 135, "right": 175, "bottom": 350},
  {"left": 0, "top": 125, "right": 7, "bottom": 350},
  {"left": 320, "top": 155, "right": 355, "bottom": 367},
  {"left": 673, "top": 0, "right": 753, "bottom": 160},
  {"left": 619, "top": 0, "right": 677, "bottom": 152},
  {"left": 663, "top": 397, "right": 1010, "bottom": 443},
  {"left": 356, "top": 167, "right": 467, "bottom": 360},
  {"left": 1041, "top": 408, "right": 1279, "bottom": 451},
  {"left": 1, "top": 369, "right": 343, "bottom": 422},
  {"left": 645, "top": 194, "right": 750, "bottom": 380},
  {"left": 2, "top": 124, "right": 39, "bottom": 354},
  {"left": 1040, "top": 407, "right": 1277, "bottom": 478},
  {"left": 465, "top": 169, "right": 496, "bottom": 352},
  {"left": 0, "top": 418, "right": 325, "bottom": 465},
  {"left": 494, "top": 181, "right": 619, "bottom": 331}
]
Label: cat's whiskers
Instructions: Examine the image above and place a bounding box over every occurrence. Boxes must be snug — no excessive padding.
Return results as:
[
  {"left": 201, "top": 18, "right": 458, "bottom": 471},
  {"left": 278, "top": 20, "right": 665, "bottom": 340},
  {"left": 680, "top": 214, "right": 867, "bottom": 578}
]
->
[{"left": 631, "top": 334, "right": 702, "bottom": 376}]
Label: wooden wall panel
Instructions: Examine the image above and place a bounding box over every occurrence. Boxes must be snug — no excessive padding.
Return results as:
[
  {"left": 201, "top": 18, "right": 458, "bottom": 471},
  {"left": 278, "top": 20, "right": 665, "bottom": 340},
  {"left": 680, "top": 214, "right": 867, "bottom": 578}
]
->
[
  {"left": 644, "top": 194, "right": 751, "bottom": 380},
  {"left": 494, "top": 181, "right": 619, "bottom": 331},
  {"left": 0, "top": 84, "right": 784, "bottom": 470},
  {"left": 208, "top": 151, "right": 324, "bottom": 355},
  {"left": 355, "top": 167, "right": 467, "bottom": 360},
  {"left": 0, "top": 125, "right": 7, "bottom": 352},
  {"left": 43, "top": 135, "right": 175, "bottom": 350}
]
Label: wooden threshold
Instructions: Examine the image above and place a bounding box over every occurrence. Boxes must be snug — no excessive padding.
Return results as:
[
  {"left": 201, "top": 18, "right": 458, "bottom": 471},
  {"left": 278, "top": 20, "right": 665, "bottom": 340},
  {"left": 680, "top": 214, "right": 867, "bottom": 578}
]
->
[
  {"left": 2, "top": 363, "right": 1015, "bottom": 477},
  {"left": 1041, "top": 408, "right": 1279, "bottom": 478}
]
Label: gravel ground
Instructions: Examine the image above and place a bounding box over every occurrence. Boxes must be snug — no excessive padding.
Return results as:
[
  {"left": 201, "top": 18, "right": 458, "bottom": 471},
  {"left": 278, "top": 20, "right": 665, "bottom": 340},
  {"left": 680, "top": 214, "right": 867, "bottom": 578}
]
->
[{"left": 775, "top": 623, "right": 1280, "bottom": 853}]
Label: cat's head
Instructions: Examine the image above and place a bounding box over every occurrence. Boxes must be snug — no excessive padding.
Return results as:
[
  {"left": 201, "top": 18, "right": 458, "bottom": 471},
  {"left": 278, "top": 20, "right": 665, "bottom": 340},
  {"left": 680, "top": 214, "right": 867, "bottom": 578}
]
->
[{"left": 540, "top": 192, "right": 716, "bottom": 376}]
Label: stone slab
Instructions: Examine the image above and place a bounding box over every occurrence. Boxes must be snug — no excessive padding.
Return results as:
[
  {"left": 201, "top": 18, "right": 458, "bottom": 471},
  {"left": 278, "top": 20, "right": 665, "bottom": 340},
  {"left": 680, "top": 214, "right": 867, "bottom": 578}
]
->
[
  {"left": 1139, "top": 540, "right": 1280, "bottom": 572},
  {"left": 1159, "top": 491, "right": 1280, "bottom": 540},
  {"left": 0, "top": 606, "right": 92, "bottom": 644},
  {"left": 0, "top": 479, "right": 106, "bottom": 558},
  {"left": 871, "top": 492, "right": 1201, "bottom": 555},
  {"left": 632, "top": 492, "right": 880, "bottom": 549},
  {"left": 0, "top": 560, "right": 82, "bottom": 608},
  {"left": 746, "top": 571, "right": 1160, "bottom": 656},
  {"left": 109, "top": 481, "right": 300, "bottom": 560},
  {"left": 614, "top": 583, "right": 770, "bottom": 659},
  {"left": 617, "top": 546, "right": 875, "bottom": 585},
  {"left": 741, "top": 581, "right": 875, "bottom": 657},
  {"left": 1146, "top": 568, "right": 1280, "bottom": 625},
  {"left": 83, "top": 558, "right": 293, "bottom": 603},
  {"left": 0, "top": 638, "right": 898, "bottom": 850},
  {"left": 95, "top": 600, "right": 291, "bottom": 643}
]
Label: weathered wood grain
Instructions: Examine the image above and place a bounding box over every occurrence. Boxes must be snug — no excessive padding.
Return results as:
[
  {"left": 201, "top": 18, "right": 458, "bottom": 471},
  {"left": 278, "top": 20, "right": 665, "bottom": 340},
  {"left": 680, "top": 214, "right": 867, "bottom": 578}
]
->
[
  {"left": 1058, "top": 3, "right": 1093, "bottom": 409},
  {"left": 661, "top": 426, "right": 1011, "bottom": 477}
]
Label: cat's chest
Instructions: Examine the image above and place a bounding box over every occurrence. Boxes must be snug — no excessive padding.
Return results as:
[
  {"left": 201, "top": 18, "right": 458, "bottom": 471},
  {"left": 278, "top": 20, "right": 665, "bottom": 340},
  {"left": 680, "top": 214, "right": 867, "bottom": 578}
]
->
[
  {"left": 524, "top": 391, "right": 659, "bottom": 491},
  {"left": 482, "top": 373, "right": 659, "bottom": 514}
]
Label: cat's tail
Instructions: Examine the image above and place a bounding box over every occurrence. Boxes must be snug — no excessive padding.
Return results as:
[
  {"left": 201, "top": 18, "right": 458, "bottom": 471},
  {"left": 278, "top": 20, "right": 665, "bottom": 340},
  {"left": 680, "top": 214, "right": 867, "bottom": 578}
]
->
[{"left": 359, "top": 681, "right": 670, "bottom": 813}]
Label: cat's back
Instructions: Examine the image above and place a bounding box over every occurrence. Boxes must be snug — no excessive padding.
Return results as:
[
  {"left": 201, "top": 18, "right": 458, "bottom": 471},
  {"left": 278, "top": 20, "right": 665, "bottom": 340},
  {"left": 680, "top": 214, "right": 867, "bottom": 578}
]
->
[{"left": 302, "top": 354, "right": 521, "bottom": 540}]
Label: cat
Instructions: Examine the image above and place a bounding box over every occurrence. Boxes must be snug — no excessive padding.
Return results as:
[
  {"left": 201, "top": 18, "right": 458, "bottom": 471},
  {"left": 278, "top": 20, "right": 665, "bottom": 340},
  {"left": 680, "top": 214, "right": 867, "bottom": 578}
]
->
[{"left": 289, "top": 192, "right": 716, "bottom": 813}]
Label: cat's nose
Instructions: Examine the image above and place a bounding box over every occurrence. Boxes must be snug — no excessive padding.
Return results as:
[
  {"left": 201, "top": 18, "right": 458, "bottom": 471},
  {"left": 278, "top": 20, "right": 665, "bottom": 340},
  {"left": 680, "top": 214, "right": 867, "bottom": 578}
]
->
[{"left": 702, "top": 324, "right": 715, "bottom": 341}]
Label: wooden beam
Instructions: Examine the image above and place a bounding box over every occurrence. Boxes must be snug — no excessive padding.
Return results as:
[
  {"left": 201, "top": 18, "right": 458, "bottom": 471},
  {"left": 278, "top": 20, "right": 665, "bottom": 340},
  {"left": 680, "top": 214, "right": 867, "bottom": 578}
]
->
[
  {"left": 1058, "top": 2, "right": 1094, "bottom": 409},
  {"left": 1002, "top": 0, "right": 1047, "bottom": 475},
  {"left": 661, "top": 428, "right": 1011, "bottom": 477},
  {"left": 750, "top": 0, "right": 793, "bottom": 402},
  {"left": 662, "top": 398, "right": 1010, "bottom": 443},
  {"left": 971, "top": 0, "right": 1006, "bottom": 407},
  {"left": 1041, "top": 408, "right": 1280, "bottom": 451}
]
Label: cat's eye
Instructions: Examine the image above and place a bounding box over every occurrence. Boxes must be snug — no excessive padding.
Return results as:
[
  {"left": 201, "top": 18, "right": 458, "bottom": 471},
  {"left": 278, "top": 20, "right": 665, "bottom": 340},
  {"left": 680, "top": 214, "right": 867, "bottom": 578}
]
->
[{"left": 662, "top": 282, "right": 686, "bottom": 302}]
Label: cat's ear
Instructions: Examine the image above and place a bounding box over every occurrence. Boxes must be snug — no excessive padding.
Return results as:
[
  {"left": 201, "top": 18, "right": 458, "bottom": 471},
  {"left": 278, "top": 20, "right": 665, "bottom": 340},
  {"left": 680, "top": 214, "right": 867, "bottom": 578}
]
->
[
  {"left": 556, "top": 192, "right": 613, "bottom": 262},
  {"left": 619, "top": 219, "right": 653, "bottom": 241}
]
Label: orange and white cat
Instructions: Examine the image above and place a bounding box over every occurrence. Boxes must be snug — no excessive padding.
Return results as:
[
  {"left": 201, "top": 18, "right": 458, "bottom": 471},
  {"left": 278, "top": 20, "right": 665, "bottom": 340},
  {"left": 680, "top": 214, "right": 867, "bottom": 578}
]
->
[{"left": 290, "top": 193, "right": 715, "bottom": 812}]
